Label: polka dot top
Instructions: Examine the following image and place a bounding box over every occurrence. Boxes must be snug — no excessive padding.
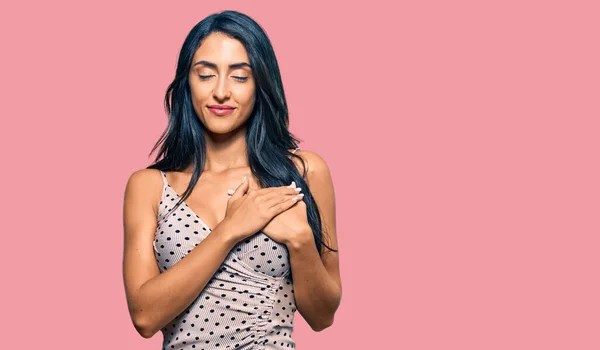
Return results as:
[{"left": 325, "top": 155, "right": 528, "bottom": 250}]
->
[{"left": 153, "top": 148, "right": 300, "bottom": 349}]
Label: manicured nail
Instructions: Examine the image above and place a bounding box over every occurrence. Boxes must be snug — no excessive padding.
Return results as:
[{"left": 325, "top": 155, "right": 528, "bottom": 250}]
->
[
  {"left": 227, "top": 189, "right": 234, "bottom": 195},
  {"left": 294, "top": 187, "right": 302, "bottom": 192},
  {"left": 288, "top": 181, "right": 296, "bottom": 188}
]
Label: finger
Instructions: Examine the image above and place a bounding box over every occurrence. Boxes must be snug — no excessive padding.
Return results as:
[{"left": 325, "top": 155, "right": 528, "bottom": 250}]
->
[
  {"left": 260, "top": 185, "right": 302, "bottom": 202},
  {"left": 230, "top": 176, "right": 249, "bottom": 199},
  {"left": 269, "top": 193, "right": 304, "bottom": 214},
  {"left": 264, "top": 191, "right": 296, "bottom": 208}
]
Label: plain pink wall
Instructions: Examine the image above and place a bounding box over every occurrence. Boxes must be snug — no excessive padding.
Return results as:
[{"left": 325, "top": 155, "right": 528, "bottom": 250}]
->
[{"left": 1, "top": 0, "right": 598, "bottom": 349}]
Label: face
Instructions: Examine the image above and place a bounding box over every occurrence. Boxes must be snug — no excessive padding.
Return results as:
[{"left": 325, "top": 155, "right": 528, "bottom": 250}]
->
[{"left": 189, "top": 32, "right": 256, "bottom": 135}]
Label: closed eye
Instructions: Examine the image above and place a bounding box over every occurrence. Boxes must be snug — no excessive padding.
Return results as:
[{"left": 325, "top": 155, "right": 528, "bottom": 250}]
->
[{"left": 198, "top": 75, "right": 248, "bottom": 82}]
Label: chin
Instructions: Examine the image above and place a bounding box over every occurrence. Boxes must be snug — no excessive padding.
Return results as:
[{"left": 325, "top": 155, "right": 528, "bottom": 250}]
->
[
  {"left": 198, "top": 113, "right": 248, "bottom": 134},
  {"left": 205, "top": 122, "right": 244, "bottom": 135}
]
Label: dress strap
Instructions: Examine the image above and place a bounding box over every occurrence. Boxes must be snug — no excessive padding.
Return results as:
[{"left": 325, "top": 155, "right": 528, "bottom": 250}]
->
[
  {"left": 159, "top": 170, "right": 169, "bottom": 188},
  {"left": 288, "top": 147, "right": 300, "bottom": 159}
]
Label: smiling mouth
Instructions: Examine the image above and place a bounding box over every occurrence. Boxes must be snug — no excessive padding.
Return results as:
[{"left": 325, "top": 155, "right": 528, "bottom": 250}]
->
[{"left": 207, "top": 106, "right": 236, "bottom": 116}]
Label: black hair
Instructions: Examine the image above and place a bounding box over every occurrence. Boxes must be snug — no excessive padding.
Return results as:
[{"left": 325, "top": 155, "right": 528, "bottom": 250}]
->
[{"left": 146, "top": 10, "right": 336, "bottom": 255}]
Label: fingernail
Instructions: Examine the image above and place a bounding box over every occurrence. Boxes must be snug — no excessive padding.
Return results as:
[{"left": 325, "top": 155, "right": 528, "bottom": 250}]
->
[
  {"left": 288, "top": 181, "right": 296, "bottom": 188},
  {"left": 227, "top": 189, "right": 234, "bottom": 195},
  {"left": 294, "top": 187, "right": 302, "bottom": 192}
]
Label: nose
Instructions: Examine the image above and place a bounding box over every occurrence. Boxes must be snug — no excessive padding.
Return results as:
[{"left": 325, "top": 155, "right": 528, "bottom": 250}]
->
[{"left": 213, "top": 75, "right": 231, "bottom": 101}]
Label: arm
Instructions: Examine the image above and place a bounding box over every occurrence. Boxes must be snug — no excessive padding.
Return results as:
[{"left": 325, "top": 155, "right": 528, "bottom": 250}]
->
[
  {"left": 286, "top": 151, "right": 342, "bottom": 331},
  {"left": 122, "top": 169, "right": 238, "bottom": 338}
]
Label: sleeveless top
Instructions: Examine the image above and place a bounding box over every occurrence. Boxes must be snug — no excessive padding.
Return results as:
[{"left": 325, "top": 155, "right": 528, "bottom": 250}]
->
[{"left": 153, "top": 148, "right": 300, "bottom": 349}]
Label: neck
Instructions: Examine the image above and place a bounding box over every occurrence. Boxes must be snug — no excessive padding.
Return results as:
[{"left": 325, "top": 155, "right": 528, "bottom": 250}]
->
[{"left": 202, "top": 125, "right": 249, "bottom": 172}]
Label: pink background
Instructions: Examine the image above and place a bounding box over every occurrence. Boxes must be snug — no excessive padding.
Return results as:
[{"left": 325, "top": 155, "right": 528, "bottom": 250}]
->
[{"left": 2, "top": 0, "right": 599, "bottom": 349}]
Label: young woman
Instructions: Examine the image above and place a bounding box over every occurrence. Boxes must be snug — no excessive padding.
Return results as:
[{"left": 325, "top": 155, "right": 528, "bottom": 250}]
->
[{"left": 122, "top": 10, "right": 342, "bottom": 349}]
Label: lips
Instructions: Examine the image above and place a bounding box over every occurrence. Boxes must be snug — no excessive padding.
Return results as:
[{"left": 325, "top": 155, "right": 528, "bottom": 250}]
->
[{"left": 208, "top": 106, "right": 236, "bottom": 116}]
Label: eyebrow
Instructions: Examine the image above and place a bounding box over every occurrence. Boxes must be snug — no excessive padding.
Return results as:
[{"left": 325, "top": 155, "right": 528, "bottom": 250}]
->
[{"left": 192, "top": 60, "right": 252, "bottom": 69}]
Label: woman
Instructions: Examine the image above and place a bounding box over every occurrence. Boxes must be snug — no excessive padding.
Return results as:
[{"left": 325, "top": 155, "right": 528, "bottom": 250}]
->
[{"left": 122, "top": 10, "right": 342, "bottom": 349}]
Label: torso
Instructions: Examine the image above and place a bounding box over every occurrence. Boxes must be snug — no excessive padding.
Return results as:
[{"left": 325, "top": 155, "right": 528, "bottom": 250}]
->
[{"left": 154, "top": 170, "right": 298, "bottom": 349}]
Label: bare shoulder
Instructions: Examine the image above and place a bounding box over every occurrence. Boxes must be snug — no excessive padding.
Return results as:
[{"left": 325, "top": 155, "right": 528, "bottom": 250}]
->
[
  {"left": 288, "top": 149, "right": 332, "bottom": 187},
  {"left": 125, "top": 168, "right": 163, "bottom": 191},
  {"left": 124, "top": 168, "right": 164, "bottom": 216}
]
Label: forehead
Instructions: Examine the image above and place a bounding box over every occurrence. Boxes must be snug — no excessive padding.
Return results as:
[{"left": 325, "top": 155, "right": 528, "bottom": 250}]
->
[{"left": 192, "top": 32, "right": 249, "bottom": 64}]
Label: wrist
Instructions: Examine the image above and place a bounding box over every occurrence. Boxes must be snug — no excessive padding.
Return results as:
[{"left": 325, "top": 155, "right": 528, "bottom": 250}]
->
[
  {"left": 285, "top": 226, "right": 314, "bottom": 251},
  {"left": 213, "top": 219, "right": 241, "bottom": 248}
]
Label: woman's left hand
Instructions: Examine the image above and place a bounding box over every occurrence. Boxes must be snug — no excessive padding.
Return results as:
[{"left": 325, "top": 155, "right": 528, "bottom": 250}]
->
[
  {"left": 228, "top": 181, "right": 312, "bottom": 245},
  {"left": 261, "top": 193, "right": 312, "bottom": 246}
]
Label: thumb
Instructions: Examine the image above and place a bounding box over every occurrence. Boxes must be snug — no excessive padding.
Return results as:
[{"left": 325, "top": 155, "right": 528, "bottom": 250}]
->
[{"left": 230, "top": 176, "right": 249, "bottom": 199}]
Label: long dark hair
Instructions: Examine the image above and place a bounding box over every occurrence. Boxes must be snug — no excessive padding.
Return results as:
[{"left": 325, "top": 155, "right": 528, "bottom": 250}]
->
[{"left": 146, "top": 10, "right": 336, "bottom": 255}]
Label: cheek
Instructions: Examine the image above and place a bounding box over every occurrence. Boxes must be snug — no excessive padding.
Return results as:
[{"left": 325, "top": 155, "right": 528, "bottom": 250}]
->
[
  {"left": 190, "top": 85, "right": 211, "bottom": 102},
  {"left": 236, "top": 88, "right": 256, "bottom": 108}
]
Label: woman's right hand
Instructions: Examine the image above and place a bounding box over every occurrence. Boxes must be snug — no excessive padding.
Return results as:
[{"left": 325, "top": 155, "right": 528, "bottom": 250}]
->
[{"left": 219, "top": 176, "right": 303, "bottom": 242}]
